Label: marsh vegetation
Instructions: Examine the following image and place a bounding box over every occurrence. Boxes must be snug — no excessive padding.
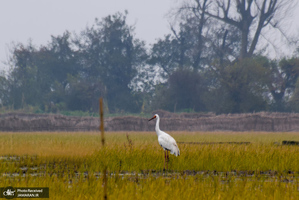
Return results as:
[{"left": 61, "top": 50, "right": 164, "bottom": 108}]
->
[{"left": 0, "top": 132, "right": 298, "bottom": 199}]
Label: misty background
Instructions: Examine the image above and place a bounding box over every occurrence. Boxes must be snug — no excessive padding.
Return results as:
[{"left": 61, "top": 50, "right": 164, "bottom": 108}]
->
[{"left": 1, "top": 0, "right": 299, "bottom": 116}]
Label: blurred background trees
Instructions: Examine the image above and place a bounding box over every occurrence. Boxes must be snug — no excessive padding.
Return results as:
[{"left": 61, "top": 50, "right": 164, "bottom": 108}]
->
[{"left": 1, "top": 1, "right": 299, "bottom": 115}]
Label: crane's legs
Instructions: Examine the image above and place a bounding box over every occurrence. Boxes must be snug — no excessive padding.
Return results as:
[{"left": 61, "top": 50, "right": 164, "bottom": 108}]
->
[
  {"left": 163, "top": 150, "right": 170, "bottom": 171},
  {"left": 163, "top": 150, "right": 166, "bottom": 171},
  {"left": 166, "top": 151, "right": 169, "bottom": 170},
  {"left": 163, "top": 151, "right": 170, "bottom": 171}
]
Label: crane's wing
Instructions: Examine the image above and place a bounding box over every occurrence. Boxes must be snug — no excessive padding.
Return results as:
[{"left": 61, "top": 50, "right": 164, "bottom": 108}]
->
[{"left": 158, "top": 133, "right": 180, "bottom": 156}]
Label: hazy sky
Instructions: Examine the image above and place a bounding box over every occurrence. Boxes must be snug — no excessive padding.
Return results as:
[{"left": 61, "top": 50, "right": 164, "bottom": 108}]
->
[
  {"left": 1, "top": 0, "right": 299, "bottom": 71},
  {"left": 0, "top": 0, "right": 176, "bottom": 71}
]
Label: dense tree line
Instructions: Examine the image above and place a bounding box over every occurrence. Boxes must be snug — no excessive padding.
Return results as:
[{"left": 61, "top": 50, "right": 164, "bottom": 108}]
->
[{"left": 1, "top": 0, "right": 299, "bottom": 114}]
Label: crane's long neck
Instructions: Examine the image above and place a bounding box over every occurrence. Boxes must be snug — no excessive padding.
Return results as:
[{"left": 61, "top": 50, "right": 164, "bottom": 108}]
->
[{"left": 155, "top": 116, "right": 161, "bottom": 136}]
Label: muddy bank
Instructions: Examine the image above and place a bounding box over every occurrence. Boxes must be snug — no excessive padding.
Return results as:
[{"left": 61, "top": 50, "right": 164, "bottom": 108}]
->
[{"left": 1, "top": 111, "right": 299, "bottom": 132}]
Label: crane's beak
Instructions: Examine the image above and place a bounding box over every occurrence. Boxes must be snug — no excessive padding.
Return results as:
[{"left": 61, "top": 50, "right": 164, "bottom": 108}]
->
[{"left": 148, "top": 116, "right": 156, "bottom": 121}]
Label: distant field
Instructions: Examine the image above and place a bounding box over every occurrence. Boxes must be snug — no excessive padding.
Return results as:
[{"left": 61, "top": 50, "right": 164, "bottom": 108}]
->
[{"left": 0, "top": 132, "right": 298, "bottom": 199}]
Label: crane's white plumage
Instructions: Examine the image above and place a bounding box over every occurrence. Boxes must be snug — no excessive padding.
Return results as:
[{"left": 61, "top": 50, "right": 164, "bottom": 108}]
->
[
  {"left": 149, "top": 114, "right": 180, "bottom": 156},
  {"left": 158, "top": 132, "right": 180, "bottom": 156}
]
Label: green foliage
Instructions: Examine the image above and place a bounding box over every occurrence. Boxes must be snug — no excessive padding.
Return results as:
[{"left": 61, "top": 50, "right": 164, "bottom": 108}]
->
[
  {"left": 152, "top": 68, "right": 206, "bottom": 112},
  {"left": 77, "top": 11, "right": 147, "bottom": 113},
  {"left": 4, "top": 33, "right": 79, "bottom": 111},
  {"left": 288, "top": 78, "right": 299, "bottom": 111},
  {"left": 3, "top": 12, "right": 146, "bottom": 114},
  {"left": 2, "top": 9, "right": 299, "bottom": 115},
  {"left": 210, "top": 57, "right": 269, "bottom": 113},
  {"left": 269, "top": 57, "right": 299, "bottom": 111},
  {"left": 0, "top": 73, "right": 9, "bottom": 106}
]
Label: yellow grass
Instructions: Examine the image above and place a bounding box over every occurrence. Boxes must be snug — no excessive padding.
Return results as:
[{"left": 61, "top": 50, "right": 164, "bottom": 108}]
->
[
  {"left": 1, "top": 131, "right": 298, "bottom": 154},
  {"left": 0, "top": 131, "right": 298, "bottom": 199}
]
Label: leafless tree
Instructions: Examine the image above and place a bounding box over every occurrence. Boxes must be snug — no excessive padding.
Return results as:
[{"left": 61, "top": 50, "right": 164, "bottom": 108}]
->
[{"left": 185, "top": 0, "right": 296, "bottom": 59}]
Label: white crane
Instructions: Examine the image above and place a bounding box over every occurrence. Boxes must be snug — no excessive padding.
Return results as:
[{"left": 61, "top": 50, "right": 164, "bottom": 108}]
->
[{"left": 149, "top": 114, "right": 180, "bottom": 171}]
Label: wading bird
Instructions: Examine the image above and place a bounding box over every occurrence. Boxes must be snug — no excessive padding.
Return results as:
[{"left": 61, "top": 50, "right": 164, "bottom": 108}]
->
[{"left": 149, "top": 114, "right": 180, "bottom": 171}]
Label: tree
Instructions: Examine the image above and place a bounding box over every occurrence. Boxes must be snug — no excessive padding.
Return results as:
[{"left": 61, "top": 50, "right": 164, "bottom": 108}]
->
[
  {"left": 5, "top": 12, "right": 147, "bottom": 113},
  {"left": 48, "top": 32, "right": 80, "bottom": 88},
  {"left": 187, "top": 0, "right": 295, "bottom": 59},
  {"left": 205, "top": 57, "right": 269, "bottom": 113},
  {"left": 151, "top": 68, "right": 206, "bottom": 112},
  {"left": 151, "top": 0, "right": 242, "bottom": 78},
  {"left": 6, "top": 32, "right": 80, "bottom": 111},
  {"left": 268, "top": 57, "right": 299, "bottom": 111},
  {"left": 0, "top": 72, "right": 9, "bottom": 107},
  {"left": 76, "top": 12, "right": 147, "bottom": 113},
  {"left": 148, "top": 35, "right": 180, "bottom": 79},
  {"left": 7, "top": 42, "right": 46, "bottom": 109}
]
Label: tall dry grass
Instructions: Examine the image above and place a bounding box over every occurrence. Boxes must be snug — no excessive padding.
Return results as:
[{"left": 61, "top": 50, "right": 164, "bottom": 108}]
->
[{"left": 0, "top": 131, "right": 298, "bottom": 199}]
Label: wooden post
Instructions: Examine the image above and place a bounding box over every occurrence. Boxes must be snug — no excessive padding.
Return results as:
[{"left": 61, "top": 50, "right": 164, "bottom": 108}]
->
[
  {"left": 99, "top": 98, "right": 105, "bottom": 146},
  {"left": 99, "top": 98, "right": 107, "bottom": 200},
  {"left": 103, "top": 166, "right": 107, "bottom": 200}
]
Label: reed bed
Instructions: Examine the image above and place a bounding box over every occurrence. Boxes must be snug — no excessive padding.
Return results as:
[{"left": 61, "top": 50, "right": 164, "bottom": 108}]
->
[{"left": 0, "top": 131, "right": 298, "bottom": 199}]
